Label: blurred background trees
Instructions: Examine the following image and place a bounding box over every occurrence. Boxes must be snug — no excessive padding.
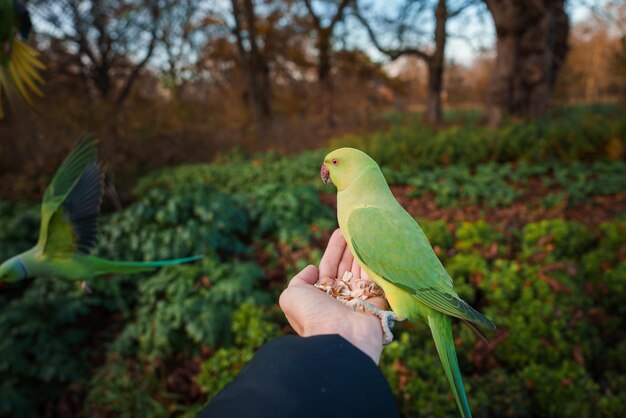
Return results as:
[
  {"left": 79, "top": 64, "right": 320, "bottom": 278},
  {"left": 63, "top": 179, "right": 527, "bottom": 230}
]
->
[{"left": 0, "top": 0, "right": 624, "bottom": 191}]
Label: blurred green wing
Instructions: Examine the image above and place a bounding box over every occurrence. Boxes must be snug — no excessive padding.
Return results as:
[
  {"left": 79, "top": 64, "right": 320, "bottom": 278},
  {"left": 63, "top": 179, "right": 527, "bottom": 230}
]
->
[
  {"left": 38, "top": 136, "right": 103, "bottom": 256},
  {"left": 44, "top": 208, "right": 78, "bottom": 256},
  {"left": 348, "top": 206, "right": 495, "bottom": 330},
  {"left": 42, "top": 136, "right": 98, "bottom": 210}
]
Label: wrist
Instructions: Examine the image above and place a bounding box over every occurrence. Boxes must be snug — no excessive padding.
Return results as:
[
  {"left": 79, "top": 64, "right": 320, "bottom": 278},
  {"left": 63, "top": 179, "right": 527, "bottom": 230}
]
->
[
  {"left": 343, "top": 314, "right": 383, "bottom": 364},
  {"left": 303, "top": 314, "right": 383, "bottom": 364}
]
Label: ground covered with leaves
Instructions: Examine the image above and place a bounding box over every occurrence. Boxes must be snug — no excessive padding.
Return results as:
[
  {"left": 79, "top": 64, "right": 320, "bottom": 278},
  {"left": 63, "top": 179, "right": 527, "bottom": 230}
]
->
[{"left": 0, "top": 105, "right": 625, "bottom": 418}]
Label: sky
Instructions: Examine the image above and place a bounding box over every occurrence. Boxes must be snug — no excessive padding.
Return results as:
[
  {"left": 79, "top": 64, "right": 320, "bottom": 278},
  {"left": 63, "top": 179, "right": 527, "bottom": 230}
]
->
[
  {"left": 344, "top": 0, "right": 618, "bottom": 67},
  {"left": 31, "top": 0, "right": 619, "bottom": 71}
]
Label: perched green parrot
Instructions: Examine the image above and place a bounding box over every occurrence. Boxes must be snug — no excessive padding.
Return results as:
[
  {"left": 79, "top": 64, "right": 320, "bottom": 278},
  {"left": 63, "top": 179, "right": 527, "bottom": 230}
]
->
[
  {"left": 0, "top": 0, "right": 45, "bottom": 119},
  {"left": 321, "top": 148, "right": 495, "bottom": 418},
  {"left": 0, "top": 136, "right": 201, "bottom": 287}
]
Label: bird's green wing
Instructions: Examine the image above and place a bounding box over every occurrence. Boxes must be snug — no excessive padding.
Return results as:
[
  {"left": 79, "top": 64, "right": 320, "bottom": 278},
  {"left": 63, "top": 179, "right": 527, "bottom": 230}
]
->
[
  {"left": 348, "top": 206, "right": 495, "bottom": 330},
  {"left": 38, "top": 136, "right": 103, "bottom": 256}
]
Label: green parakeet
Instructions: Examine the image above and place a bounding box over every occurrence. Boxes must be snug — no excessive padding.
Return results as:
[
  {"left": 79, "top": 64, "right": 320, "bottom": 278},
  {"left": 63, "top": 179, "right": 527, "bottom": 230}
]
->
[
  {"left": 0, "top": 136, "right": 201, "bottom": 287},
  {"left": 0, "top": 0, "right": 45, "bottom": 119},
  {"left": 321, "top": 148, "right": 495, "bottom": 418}
]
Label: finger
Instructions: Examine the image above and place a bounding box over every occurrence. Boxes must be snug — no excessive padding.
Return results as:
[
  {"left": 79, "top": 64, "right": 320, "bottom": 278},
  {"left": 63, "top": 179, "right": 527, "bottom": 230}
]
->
[
  {"left": 319, "top": 229, "right": 346, "bottom": 281},
  {"left": 347, "top": 257, "right": 361, "bottom": 287},
  {"left": 289, "top": 265, "right": 319, "bottom": 287},
  {"left": 350, "top": 258, "right": 360, "bottom": 279},
  {"left": 359, "top": 262, "right": 372, "bottom": 283},
  {"left": 279, "top": 287, "right": 304, "bottom": 335},
  {"left": 365, "top": 296, "right": 391, "bottom": 311},
  {"left": 337, "top": 244, "right": 353, "bottom": 280}
]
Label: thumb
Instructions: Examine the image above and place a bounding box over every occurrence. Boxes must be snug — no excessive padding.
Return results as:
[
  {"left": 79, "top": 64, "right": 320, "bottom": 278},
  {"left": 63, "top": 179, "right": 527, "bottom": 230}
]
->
[{"left": 287, "top": 264, "right": 319, "bottom": 287}]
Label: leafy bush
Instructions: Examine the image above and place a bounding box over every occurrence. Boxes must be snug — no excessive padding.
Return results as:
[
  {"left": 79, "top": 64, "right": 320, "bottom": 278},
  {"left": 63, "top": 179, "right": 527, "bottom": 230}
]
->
[
  {"left": 419, "top": 220, "right": 454, "bottom": 253},
  {"left": 518, "top": 362, "right": 599, "bottom": 418},
  {"left": 85, "top": 356, "right": 168, "bottom": 418},
  {"left": 408, "top": 164, "right": 520, "bottom": 207},
  {"left": 196, "top": 303, "right": 282, "bottom": 400},
  {"left": 522, "top": 220, "right": 595, "bottom": 260},
  {"left": 381, "top": 331, "right": 462, "bottom": 418},
  {"left": 98, "top": 185, "right": 250, "bottom": 261},
  {"left": 134, "top": 149, "right": 327, "bottom": 196},
  {"left": 332, "top": 104, "right": 625, "bottom": 169},
  {"left": 402, "top": 159, "right": 626, "bottom": 208},
  {"left": 581, "top": 220, "right": 626, "bottom": 277},
  {"left": 0, "top": 201, "right": 39, "bottom": 261},
  {"left": 112, "top": 260, "right": 271, "bottom": 360},
  {"left": 455, "top": 220, "right": 504, "bottom": 253},
  {"left": 0, "top": 278, "right": 128, "bottom": 418},
  {"left": 597, "top": 262, "right": 626, "bottom": 319},
  {"left": 239, "top": 183, "right": 335, "bottom": 246},
  {"left": 445, "top": 253, "right": 487, "bottom": 302}
]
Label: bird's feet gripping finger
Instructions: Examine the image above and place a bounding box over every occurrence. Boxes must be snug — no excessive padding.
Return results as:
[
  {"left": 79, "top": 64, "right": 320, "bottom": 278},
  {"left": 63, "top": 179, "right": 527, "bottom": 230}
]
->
[{"left": 348, "top": 298, "right": 400, "bottom": 345}]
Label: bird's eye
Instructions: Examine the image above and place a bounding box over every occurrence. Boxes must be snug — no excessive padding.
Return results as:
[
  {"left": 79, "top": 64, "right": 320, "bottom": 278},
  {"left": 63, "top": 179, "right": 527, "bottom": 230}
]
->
[{"left": 331, "top": 158, "right": 339, "bottom": 166}]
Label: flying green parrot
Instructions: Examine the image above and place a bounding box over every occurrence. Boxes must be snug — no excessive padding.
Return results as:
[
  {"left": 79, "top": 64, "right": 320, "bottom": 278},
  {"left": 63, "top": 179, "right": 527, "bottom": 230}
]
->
[
  {"left": 0, "top": 0, "right": 45, "bottom": 119},
  {"left": 320, "top": 148, "right": 495, "bottom": 418},
  {"left": 0, "top": 136, "right": 201, "bottom": 288}
]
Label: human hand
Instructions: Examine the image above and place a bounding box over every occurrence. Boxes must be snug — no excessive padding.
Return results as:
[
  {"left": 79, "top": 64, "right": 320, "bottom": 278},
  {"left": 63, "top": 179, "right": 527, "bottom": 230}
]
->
[{"left": 279, "top": 229, "right": 388, "bottom": 364}]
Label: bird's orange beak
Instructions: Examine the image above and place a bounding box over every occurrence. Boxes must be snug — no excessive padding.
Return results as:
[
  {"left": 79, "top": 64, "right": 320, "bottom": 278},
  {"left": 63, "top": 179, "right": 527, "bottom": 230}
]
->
[{"left": 320, "top": 163, "right": 331, "bottom": 184}]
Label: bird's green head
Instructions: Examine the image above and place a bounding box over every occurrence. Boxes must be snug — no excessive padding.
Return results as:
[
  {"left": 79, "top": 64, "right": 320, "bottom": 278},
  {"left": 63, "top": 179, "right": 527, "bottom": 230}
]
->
[
  {"left": 321, "top": 148, "right": 379, "bottom": 191},
  {"left": 0, "top": 256, "right": 27, "bottom": 283}
]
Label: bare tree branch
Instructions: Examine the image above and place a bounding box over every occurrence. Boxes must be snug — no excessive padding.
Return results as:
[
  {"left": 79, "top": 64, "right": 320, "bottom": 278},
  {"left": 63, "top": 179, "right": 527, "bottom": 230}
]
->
[{"left": 352, "top": 3, "right": 431, "bottom": 61}]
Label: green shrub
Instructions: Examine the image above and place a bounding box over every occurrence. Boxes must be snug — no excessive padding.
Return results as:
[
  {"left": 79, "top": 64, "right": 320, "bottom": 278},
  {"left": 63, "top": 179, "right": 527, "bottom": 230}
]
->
[
  {"left": 408, "top": 164, "right": 520, "bottom": 207},
  {"left": 490, "top": 263, "right": 601, "bottom": 369},
  {"left": 596, "top": 373, "right": 626, "bottom": 418},
  {"left": 599, "top": 219, "right": 626, "bottom": 249},
  {"left": 472, "top": 369, "right": 530, "bottom": 418},
  {"left": 196, "top": 303, "right": 282, "bottom": 400},
  {"left": 85, "top": 357, "right": 168, "bottom": 418},
  {"left": 582, "top": 220, "right": 626, "bottom": 277},
  {"left": 0, "top": 278, "right": 127, "bottom": 418},
  {"left": 419, "top": 219, "right": 454, "bottom": 252},
  {"left": 331, "top": 105, "right": 625, "bottom": 170},
  {"left": 522, "top": 220, "right": 595, "bottom": 260},
  {"left": 196, "top": 347, "right": 255, "bottom": 402},
  {"left": 478, "top": 259, "right": 523, "bottom": 311},
  {"left": 98, "top": 185, "right": 250, "bottom": 261},
  {"left": 598, "top": 262, "right": 626, "bottom": 319},
  {"left": 239, "top": 183, "right": 335, "bottom": 246},
  {"left": 111, "top": 260, "right": 271, "bottom": 360},
  {"left": 518, "top": 362, "right": 599, "bottom": 418},
  {"left": 455, "top": 220, "right": 504, "bottom": 253},
  {"left": 134, "top": 149, "right": 327, "bottom": 196},
  {"left": 380, "top": 331, "right": 462, "bottom": 418},
  {"left": 0, "top": 201, "right": 39, "bottom": 261},
  {"left": 231, "top": 303, "right": 282, "bottom": 349},
  {"left": 445, "top": 253, "right": 488, "bottom": 302}
]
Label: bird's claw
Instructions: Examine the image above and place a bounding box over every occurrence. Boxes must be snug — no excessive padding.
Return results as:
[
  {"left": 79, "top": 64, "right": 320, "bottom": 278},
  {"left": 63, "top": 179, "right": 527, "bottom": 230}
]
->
[{"left": 348, "top": 298, "right": 400, "bottom": 345}]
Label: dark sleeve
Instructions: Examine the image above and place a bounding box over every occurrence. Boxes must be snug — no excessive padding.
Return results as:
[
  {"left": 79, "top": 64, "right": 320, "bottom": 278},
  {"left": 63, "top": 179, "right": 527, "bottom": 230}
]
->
[{"left": 198, "top": 334, "right": 400, "bottom": 418}]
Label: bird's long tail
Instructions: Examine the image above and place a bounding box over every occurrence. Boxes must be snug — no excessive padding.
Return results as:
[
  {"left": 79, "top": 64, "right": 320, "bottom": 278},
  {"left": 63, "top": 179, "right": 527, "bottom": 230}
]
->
[
  {"left": 428, "top": 311, "right": 473, "bottom": 418},
  {"left": 90, "top": 255, "right": 203, "bottom": 275}
]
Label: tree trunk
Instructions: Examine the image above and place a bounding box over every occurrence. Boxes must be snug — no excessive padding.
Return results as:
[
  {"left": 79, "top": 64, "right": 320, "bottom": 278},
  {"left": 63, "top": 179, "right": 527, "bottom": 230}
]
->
[
  {"left": 318, "top": 29, "right": 332, "bottom": 83},
  {"left": 232, "top": 0, "right": 272, "bottom": 129},
  {"left": 426, "top": 0, "right": 447, "bottom": 128},
  {"left": 318, "top": 28, "right": 335, "bottom": 127},
  {"left": 426, "top": 61, "right": 443, "bottom": 127},
  {"left": 485, "top": 0, "right": 569, "bottom": 126}
]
